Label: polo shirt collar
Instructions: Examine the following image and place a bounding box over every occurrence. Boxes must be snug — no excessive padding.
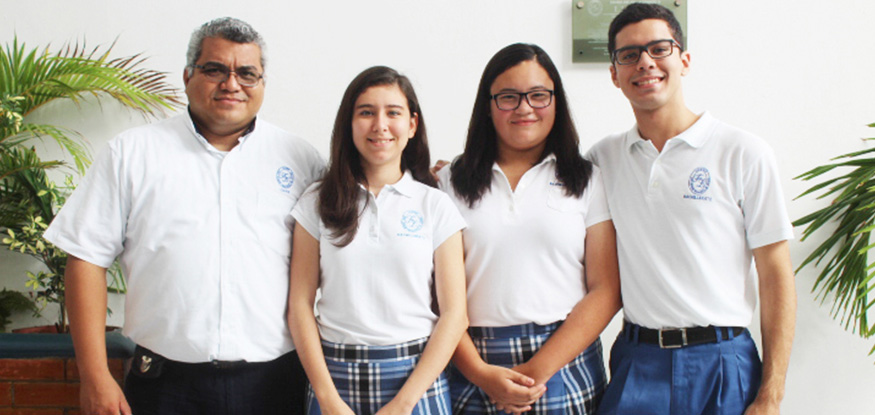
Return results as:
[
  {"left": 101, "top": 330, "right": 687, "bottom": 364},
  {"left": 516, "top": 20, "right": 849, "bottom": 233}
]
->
[
  {"left": 184, "top": 107, "right": 258, "bottom": 150},
  {"left": 539, "top": 153, "right": 558, "bottom": 166},
  {"left": 357, "top": 171, "right": 420, "bottom": 198},
  {"left": 624, "top": 111, "right": 714, "bottom": 150},
  {"left": 383, "top": 171, "right": 419, "bottom": 198},
  {"left": 490, "top": 153, "right": 557, "bottom": 173},
  {"left": 672, "top": 111, "right": 714, "bottom": 148}
]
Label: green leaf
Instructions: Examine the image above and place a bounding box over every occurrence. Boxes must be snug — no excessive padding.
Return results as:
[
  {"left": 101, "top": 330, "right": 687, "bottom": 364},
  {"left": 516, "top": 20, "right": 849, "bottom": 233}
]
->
[
  {"left": 795, "top": 121, "right": 875, "bottom": 356},
  {"left": 1, "top": 35, "right": 175, "bottom": 331}
]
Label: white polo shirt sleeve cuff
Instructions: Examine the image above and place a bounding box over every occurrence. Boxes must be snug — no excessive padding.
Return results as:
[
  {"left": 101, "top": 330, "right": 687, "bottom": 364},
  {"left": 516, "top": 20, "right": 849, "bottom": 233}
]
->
[
  {"left": 43, "top": 229, "right": 117, "bottom": 269},
  {"left": 43, "top": 144, "right": 126, "bottom": 269},
  {"left": 584, "top": 167, "right": 611, "bottom": 227},
  {"left": 430, "top": 192, "right": 466, "bottom": 250},
  {"left": 741, "top": 147, "right": 795, "bottom": 249},
  {"left": 747, "top": 228, "right": 795, "bottom": 250},
  {"left": 291, "top": 184, "right": 322, "bottom": 240}
]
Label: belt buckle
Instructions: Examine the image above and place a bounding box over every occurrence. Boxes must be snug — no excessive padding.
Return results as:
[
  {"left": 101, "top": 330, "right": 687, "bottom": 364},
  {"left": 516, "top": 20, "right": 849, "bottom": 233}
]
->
[
  {"left": 658, "top": 328, "right": 688, "bottom": 349},
  {"left": 210, "top": 359, "right": 245, "bottom": 369}
]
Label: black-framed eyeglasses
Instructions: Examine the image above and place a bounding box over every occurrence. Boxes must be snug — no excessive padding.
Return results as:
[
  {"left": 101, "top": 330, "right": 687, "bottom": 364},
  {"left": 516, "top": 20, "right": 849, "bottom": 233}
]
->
[
  {"left": 612, "top": 39, "right": 680, "bottom": 66},
  {"left": 191, "top": 63, "right": 263, "bottom": 87},
  {"left": 491, "top": 90, "right": 554, "bottom": 111}
]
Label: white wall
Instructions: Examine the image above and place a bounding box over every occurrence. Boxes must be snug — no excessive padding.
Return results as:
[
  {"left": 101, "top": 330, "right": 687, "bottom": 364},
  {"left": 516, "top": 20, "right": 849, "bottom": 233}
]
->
[{"left": 3, "top": 0, "right": 874, "bottom": 412}]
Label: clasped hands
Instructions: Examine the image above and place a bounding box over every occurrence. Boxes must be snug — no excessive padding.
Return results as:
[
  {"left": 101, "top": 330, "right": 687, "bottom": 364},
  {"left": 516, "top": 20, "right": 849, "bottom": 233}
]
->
[{"left": 475, "top": 362, "right": 548, "bottom": 415}]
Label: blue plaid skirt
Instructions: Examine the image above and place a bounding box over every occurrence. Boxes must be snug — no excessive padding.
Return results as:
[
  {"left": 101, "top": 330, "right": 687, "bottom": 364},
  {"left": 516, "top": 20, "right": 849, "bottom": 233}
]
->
[
  {"left": 307, "top": 337, "right": 451, "bottom": 415},
  {"left": 448, "top": 321, "right": 606, "bottom": 415}
]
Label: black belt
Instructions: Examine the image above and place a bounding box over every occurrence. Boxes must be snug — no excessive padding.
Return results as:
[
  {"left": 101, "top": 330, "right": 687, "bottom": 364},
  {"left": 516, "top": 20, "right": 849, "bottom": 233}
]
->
[
  {"left": 132, "top": 345, "right": 293, "bottom": 378},
  {"left": 629, "top": 324, "right": 744, "bottom": 349}
]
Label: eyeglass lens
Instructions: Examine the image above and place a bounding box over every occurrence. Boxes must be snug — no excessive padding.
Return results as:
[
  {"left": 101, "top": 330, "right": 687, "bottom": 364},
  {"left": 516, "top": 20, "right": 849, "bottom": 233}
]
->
[
  {"left": 196, "top": 63, "right": 262, "bottom": 87},
  {"left": 494, "top": 90, "right": 553, "bottom": 111},
  {"left": 614, "top": 40, "right": 675, "bottom": 65}
]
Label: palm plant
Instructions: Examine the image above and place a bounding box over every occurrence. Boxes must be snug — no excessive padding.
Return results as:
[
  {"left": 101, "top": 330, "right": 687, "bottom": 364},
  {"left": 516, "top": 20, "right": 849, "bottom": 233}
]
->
[
  {"left": 794, "top": 123, "right": 875, "bottom": 356},
  {"left": 0, "top": 37, "right": 182, "bottom": 332}
]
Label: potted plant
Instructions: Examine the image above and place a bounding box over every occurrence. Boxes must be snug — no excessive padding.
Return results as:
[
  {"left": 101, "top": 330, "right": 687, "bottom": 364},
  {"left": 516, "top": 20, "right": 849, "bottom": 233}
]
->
[
  {"left": 0, "top": 38, "right": 181, "bottom": 330},
  {"left": 0, "top": 37, "right": 181, "bottom": 413},
  {"left": 794, "top": 122, "right": 875, "bottom": 356}
]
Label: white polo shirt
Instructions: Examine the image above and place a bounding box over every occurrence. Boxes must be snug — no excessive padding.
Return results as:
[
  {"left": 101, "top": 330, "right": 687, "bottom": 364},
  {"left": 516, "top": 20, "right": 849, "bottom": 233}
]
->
[
  {"left": 292, "top": 172, "right": 465, "bottom": 345},
  {"left": 585, "top": 112, "right": 794, "bottom": 329},
  {"left": 437, "top": 155, "right": 611, "bottom": 327},
  {"left": 44, "top": 112, "right": 325, "bottom": 363}
]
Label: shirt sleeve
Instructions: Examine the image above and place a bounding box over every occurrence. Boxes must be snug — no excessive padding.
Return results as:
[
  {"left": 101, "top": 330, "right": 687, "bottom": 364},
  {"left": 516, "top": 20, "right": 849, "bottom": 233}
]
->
[
  {"left": 43, "top": 141, "right": 128, "bottom": 268},
  {"left": 583, "top": 145, "right": 599, "bottom": 167},
  {"left": 291, "top": 183, "right": 323, "bottom": 240},
  {"left": 430, "top": 190, "right": 466, "bottom": 250},
  {"left": 435, "top": 163, "right": 453, "bottom": 194},
  {"left": 741, "top": 145, "right": 795, "bottom": 249},
  {"left": 306, "top": 147, "right": 327, "bottom": 185},
  {"left": 584, "top": 166, "right": 611, "bottom": 227}
]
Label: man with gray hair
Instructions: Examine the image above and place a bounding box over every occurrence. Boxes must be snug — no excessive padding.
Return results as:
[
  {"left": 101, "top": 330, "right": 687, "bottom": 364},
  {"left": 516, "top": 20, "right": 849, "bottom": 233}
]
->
[{"left": 45, "top": 17, "right": 324, "bottom": 414}]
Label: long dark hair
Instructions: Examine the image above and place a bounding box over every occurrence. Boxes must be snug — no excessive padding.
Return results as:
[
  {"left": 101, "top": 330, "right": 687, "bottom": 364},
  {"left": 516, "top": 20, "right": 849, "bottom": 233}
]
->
[
  {"left": 450, "top": 43, "right": 592, "bottom": 208},
  {"left": 318, "top": 66, "right": 434, "bottom": 247}
]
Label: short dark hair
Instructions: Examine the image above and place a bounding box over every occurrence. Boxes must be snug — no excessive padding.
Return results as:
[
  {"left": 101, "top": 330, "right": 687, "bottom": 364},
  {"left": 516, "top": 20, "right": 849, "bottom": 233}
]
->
[
  {"left": 608, "top": 3, "right": 684, "bottom": 54},
  {"left": 449, "top": 43, "right": 591, "bottom": 208}
]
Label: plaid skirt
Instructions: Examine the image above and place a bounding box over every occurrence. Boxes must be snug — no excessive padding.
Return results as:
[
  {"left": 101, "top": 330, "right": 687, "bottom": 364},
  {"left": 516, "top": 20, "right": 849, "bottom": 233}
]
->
[
  {"left": 306, "top": 337, "right": 451, "bottom": 415},
  {"left": 448, "top": 321, "right": 606, "bottom": 415}
]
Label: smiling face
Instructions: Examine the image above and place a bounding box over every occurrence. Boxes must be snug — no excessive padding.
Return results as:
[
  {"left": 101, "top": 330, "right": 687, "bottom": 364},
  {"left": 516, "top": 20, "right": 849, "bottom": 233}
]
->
[
  {"left": 489, "top": 59, "right": 556, "bottom": 161},
  {"left": 610, "top": 19, "right": 690, "bottom": 115},
  {"left": 183, "top": 36, "right": 264, "bottom": 141},
  {"left": 351, "top": 84, "right": 418, "bottom": 174}
]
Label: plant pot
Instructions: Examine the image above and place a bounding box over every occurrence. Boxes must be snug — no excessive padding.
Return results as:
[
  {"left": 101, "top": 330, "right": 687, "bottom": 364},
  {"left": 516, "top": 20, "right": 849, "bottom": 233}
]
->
[
  {"left": 0, "top": 330, "right": 134, "bottom": 411},
  {"left": 0, "top": 330, "right": 134, "bottom": 359},
  {"left": 10, "top": 324, "right": 62, "bottom": 334},
  {"left": 10, "top": 324, "right": 124, "bottom": 334}
]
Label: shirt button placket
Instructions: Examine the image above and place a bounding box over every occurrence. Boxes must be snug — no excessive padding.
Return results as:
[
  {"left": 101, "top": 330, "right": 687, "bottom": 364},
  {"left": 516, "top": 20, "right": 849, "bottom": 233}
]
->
[
  {"left": 369, "top": 194, "right": 379, "bottom": 240},
  {"left": 217, "top": 152, "right": 233, "bottom": 358},
  {"left": 649, "top": 157, "right": 662, "bottom": 193}
]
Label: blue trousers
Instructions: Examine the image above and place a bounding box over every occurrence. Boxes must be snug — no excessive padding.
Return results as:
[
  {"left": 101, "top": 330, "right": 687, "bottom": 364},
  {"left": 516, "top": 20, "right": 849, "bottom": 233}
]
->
[
  {"left": 598, "top": 325, "right": 762, "bottom": 415},
  {"left": 124, "top": 347, "right": 307, "bottom": 415}
]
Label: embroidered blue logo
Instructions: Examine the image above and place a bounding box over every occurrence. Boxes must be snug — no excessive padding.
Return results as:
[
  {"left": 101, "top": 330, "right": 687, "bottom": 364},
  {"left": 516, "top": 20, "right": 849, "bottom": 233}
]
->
[
  {"left": 276, "top": 166, "right": 294, "bottom": 191},
  {"left": 688, "top": 167, "right": 710, "bottom": 195},
  {"left": 400, "top": 210, "right": 424, "bottom": 232},
  {"left": 683, "top": 167, "right": 713, "bottom": 202}
]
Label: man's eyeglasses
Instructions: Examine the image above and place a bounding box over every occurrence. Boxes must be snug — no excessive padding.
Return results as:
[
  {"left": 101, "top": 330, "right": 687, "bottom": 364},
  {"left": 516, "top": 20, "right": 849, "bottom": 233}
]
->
[
  {"left": 491, "top": 90, "right": 554, "bottom": 111},
  {"left": 191, "top": 63, "right": 263, "bottom": 87},
  {"left": 612, "top": 39, "right": 680, "bottom": 66}
]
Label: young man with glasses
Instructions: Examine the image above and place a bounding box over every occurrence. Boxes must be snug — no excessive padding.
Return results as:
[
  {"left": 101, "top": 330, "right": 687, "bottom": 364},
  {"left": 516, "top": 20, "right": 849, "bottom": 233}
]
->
[
  {"left": 44, "top": 17, "right": 324, "bottom": 415},
  {"left": 586, "top": 3, "right": 796, "bottom": 414}
]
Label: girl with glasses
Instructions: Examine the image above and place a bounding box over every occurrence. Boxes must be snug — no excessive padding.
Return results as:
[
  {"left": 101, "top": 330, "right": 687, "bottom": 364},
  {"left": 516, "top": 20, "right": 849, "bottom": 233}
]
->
[
  {"left": 288, "top": 66, "right": 467, "bottom": 415},
  {"left": 436, "top": 44, "right": 621, "bottom": 415}
]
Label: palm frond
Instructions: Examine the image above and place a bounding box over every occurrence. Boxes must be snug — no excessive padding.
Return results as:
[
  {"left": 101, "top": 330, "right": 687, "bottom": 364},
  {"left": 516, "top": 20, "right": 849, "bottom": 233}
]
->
[
  {"left": 794, "top": 124, "right": 875, "bottom": 355},
  {"left": 0, "top": 146, "right": 62, "bottom": 228},
  {"left": 0, "top": 36, "right": 169, "bottom": 330},
  {"left": 4, "top": 123, "right": 90, "bottom": 173},
  {"left": 0, "top": 36, "right": 182, "bottom": 170},
  {"left": 1, "top": 37, "right": 182, "bottom": 118}
]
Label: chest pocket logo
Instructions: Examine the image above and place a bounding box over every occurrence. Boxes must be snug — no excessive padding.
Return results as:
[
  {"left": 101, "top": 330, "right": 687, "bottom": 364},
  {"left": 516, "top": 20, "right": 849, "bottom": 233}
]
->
[
  {"left": 400, "top": 210, "right": 425, "bottom": 232},
  {"left": 688, "top": 167, "right": 711, "bottom": 195},
  {"left": 276, "top": 166, "right": 295, "bottom": 191}
]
